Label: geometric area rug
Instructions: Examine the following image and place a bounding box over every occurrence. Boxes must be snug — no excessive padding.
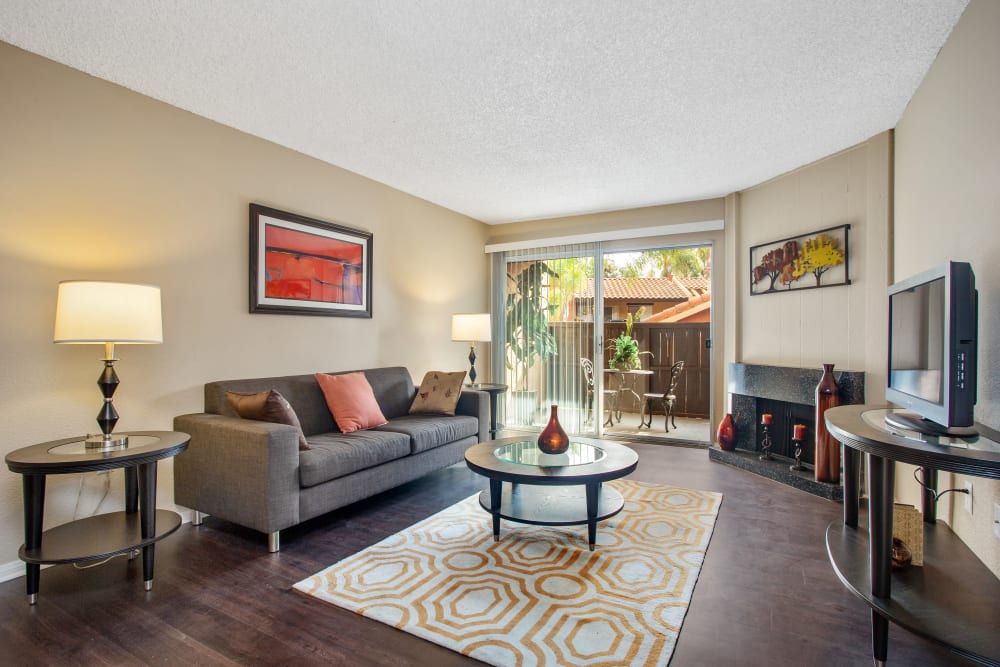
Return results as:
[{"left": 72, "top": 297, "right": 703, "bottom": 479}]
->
[{"left": 294, "top": 480, "right": 722, "bottom": 666}]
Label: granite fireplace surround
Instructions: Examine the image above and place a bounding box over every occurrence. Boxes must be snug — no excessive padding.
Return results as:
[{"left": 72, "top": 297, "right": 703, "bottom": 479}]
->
[{"left": 709, "top": 363, "right": 864, "bottom": 501}]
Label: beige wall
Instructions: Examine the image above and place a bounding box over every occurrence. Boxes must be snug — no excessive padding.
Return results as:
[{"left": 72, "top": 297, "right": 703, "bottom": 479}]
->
[
  {"left": 893, "top": 0, "right": 1000, "bottom": 577},
  {"left": 735, "top": 134, "right": 893, "bottom": 401},
  {"left": 486, "top": 199, "right": 728, "bottom": 430},
  {"left": 0, "top": 43, "right": 490, "bottom": 572}
]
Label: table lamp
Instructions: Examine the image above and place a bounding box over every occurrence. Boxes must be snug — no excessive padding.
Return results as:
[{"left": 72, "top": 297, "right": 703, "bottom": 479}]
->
[
  {"left": 54, "top": 281, "right": 163, "bottom": 450},
  {"left": 451, "top": 313, "right": 491, "bottom": 384}
]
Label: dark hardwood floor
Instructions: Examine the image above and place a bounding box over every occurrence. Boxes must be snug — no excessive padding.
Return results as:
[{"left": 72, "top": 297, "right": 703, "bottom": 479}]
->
[{"left": 0, "top": 442, "right": 973, "bottom": 666}]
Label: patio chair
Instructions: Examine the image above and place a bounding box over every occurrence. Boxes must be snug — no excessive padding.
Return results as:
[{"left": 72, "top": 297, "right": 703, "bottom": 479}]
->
[
  {"left": 639, "top": 361, "right": 685, "bottom": 432},
  {"left": 580, "top": 357, "right": 618, "bottom": 427}
]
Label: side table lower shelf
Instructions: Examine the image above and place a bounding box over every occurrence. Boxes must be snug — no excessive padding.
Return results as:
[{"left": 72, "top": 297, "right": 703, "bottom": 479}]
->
[
  {"left": 826, "top": 516, "right": 1000, "bottom": 666},
  {"left": 19, "top": 510, "right": 182, "bottom": 564}
]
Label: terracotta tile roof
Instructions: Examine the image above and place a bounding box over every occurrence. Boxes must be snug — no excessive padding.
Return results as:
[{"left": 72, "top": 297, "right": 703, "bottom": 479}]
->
[
  {"left": 646, "top": 292, "right": 712, "bottom": 322},
  {"left": 576, "top": 277, "right": 690, "bottom": 300}
]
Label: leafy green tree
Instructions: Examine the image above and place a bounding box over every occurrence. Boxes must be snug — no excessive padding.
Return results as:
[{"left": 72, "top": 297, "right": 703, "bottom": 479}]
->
[
  {"left": 547, "top": 257, "right": 594, "bottom": 321},
  {"left": 614, "top": 248, "right": 708, "bottom": 279}
]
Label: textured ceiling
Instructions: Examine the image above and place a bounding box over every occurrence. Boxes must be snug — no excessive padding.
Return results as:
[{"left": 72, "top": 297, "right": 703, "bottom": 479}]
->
[{"left": 0, "top": 1, "right": 968, "bottom": 224}]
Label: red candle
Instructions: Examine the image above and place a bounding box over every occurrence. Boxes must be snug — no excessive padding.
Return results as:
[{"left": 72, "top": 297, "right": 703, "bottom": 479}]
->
[
  {"left": 761, "top": 413, "right": 773, "bottom": 425},
  {"left": 793, "top": 423, "right": 806, "bottom": 440}
]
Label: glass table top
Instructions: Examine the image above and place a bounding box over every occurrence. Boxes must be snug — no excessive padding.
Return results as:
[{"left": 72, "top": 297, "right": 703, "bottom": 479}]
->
[{"left": 494, "top": 441, "right": 606, "bottom": 468}]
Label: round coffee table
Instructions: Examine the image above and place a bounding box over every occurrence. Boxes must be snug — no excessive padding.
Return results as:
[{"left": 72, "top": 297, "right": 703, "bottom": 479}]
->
[{"left": 464, "top": 437, "right": 638, "bottom": 550}]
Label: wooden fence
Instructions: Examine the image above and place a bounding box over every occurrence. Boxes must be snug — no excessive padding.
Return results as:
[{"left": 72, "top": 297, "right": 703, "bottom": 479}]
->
[{"left": 546, "top": 321, "right": 711, "bottom": 418}]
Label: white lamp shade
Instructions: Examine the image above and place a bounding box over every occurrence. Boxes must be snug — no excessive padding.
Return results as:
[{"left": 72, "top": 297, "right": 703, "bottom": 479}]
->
[
  {"left": 451, "top": 313, "right": 491, "bottom": 342},
  {"left": 54, "top": 281, "right": 163, "bottom": 344}
]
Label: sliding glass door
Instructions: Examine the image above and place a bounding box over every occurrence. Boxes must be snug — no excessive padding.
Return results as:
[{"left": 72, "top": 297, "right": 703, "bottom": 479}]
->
[
  {"left": 492, "top": 239, "right": 712, "bottom": 443},
  {"left": 493, "top": 239, "right": 714, "bottom": 444}
]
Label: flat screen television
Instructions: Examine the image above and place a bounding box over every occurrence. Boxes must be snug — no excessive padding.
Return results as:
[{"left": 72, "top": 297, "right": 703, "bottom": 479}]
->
[{"left": 885, "top": 261, "right": 977, "bottom": 436}]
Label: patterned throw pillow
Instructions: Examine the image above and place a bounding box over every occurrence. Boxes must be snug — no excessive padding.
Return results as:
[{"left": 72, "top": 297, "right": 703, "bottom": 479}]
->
[
  {"left": 226, "top": 390, "right": 310, "bottom": 451},
  {"left": 314, "top": 372, "right": 389, "bottom": 433},
  {"left": 409, "top": 371, "right": 467, "bottom": 416}
]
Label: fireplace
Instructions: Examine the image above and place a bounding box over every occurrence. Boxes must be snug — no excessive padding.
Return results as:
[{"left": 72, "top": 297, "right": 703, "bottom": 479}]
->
[{"left": 709, "top": 363, "right": 865, "bottom": 500}]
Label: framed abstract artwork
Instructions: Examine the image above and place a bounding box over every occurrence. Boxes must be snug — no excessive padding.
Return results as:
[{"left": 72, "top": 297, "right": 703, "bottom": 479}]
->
[
  {"left": 249, "top": 204, "right": 373, "bottom": 317},
  {"left": 749, "top": 224, "right": 850, "bottom": 296}
]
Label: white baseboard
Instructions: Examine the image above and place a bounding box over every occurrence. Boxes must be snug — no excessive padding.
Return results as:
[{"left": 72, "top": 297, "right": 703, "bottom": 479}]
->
[
  {"left": 0, "top": 559, "right": 27, "bottom": 583},
  {"left": 0, "top": 511, "right": 197, "bottom": 583}
]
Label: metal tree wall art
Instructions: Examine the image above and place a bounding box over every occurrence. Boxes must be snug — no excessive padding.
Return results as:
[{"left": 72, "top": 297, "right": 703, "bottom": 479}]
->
[{"left": 749, "top": 224, "right": 850, "bottom": 295}]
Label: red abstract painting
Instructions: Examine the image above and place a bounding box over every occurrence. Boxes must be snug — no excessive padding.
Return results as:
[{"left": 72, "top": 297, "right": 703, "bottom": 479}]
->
[{"left": 264, "top": 224, "right": 363, "bottom": 304}]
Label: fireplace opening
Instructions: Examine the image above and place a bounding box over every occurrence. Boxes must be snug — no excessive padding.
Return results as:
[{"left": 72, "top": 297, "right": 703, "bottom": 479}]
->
[{"left": 756, "top": 398, "right": 815, "bottom": 466}]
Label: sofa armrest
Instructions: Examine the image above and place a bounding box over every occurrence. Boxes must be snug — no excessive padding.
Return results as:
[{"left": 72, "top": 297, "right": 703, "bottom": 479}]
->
[
  {"left": 456, "top": 389, "right": 489, "bottom": 442},
  {"left": 172, "top": 413, "right": 300, "bottom": 534}
]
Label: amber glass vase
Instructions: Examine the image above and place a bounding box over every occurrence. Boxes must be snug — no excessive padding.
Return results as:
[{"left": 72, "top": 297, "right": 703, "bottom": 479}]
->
[
  {"left": 814, "top": 363, "right": 841, "bottom": 483},
  {"left": 538, "top": 405, "right": 569, "bottom": 454}
]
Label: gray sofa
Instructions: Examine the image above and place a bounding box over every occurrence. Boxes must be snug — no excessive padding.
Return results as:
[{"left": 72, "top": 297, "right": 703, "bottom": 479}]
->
[{"left": 173, "top": 367, "right": 488, "bottom": 551}]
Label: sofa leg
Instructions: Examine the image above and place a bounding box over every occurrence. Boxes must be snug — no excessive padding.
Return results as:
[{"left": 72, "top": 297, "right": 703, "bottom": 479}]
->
[
  {"left": 192, "top": 511, "right": 205, "bottom": 526},
  {"left": 268, "top": 531, "right": 280, "bottom": 553}
]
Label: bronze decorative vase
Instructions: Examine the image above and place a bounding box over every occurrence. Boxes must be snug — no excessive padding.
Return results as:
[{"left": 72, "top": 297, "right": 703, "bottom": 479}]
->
[
  {"left": 538, "top": 405, "right": 569, "bottom": 454},
  {"left": 815, "top": 363, "right": 841, "bottom": 483}
]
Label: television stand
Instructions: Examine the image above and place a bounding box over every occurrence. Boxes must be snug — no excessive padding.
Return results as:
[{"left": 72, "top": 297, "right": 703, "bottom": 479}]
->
[
  {"left": 825, "top": 405, "right": 1000, "bottom": 666},
  {"left": 883, "top": 410, "right": 978, "bottom": 440}
]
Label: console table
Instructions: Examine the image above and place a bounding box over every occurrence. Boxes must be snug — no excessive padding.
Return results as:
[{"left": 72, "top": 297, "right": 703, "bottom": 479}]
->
[
  {"left": 4, "top": 431, "right": 189, "bottom": 604},
  {"left": 824, "top": 405, "right": 1000, "bottom": 666}
]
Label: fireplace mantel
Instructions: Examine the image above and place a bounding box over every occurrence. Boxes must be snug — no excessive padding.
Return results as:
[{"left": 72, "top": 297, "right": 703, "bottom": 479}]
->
[{"left": 728, "top": 363, "right": 865, "bottom": 407}]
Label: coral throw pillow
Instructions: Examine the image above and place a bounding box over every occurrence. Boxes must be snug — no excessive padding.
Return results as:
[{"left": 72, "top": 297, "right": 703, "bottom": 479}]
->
[
  {"left": 226, "top": 389, "right": 310, "bottom": 451},
  {"left": 314, "top": 372, "right": 388, "bottom": 433},
  {"left": 409, "top": 371, "right": 467, "bottom": 416}
]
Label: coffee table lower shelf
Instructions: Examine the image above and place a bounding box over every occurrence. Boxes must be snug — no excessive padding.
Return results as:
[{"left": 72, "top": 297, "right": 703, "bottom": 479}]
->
[{"left": 479, "top": 484, "right": 624, "bottom": 526}]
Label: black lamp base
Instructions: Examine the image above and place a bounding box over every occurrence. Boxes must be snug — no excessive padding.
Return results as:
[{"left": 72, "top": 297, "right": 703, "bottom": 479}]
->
[
  {"left": 468, "top": 343, "right": 478, "bottom": 384},
  {"left": 89, "top": 353, "right": 128, "bottom": 450}
]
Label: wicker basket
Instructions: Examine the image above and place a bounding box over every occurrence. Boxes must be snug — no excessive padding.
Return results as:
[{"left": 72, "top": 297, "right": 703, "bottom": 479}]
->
[{"left": 893, "top": 503, "right": 924, "bottom": 566}]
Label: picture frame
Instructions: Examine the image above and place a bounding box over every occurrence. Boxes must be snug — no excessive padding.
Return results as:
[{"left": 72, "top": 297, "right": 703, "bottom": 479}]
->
[
  {"left": 749, "top": 224, "right": 850, "bottom": 296},
  {"left": 249, "top": 203, "right": 373, "bottom": 317}
]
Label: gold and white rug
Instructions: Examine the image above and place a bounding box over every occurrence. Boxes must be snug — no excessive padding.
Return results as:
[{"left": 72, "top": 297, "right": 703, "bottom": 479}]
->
[{"left": 294, "top": 479, "right": 722, "bottom": 666}]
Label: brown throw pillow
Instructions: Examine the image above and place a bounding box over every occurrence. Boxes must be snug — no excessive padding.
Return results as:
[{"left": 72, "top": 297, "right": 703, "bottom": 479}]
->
[
  {"left": 409, "top": 371, "right": 467, "bottom": 416},
  {"left": 226, "top": 390, "right": 310, "bottom": 451}
]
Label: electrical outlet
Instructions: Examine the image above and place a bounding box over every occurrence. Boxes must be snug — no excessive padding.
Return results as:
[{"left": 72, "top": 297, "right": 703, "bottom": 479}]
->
[
  {"left": 964, "top": 481, "right": 973, "bottom": 514},
  {"left": 994, "top": 503, "right": 1000, "bottom": 539}
]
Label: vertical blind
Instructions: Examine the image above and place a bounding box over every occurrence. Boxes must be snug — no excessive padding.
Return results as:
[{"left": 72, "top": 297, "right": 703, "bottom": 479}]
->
[{"left": 492, "top": 243, "right": 600, "bottom": 434}]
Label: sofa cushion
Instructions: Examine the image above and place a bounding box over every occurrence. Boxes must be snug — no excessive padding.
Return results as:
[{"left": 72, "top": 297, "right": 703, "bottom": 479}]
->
[
  {"left": 375, "top": 414, "right": 480, "bottom": 454},
  {"left": 315, "top": 372, "right": 388, "bottom": 433},
  {"left": 409, "top": 371, "right": 467, "bottom": 416},
  {"left": 299, "top": 430, "right": 411, "bottom": 488},
  {"left": 225, "top": 390, "right": 310, "bottom": 451}
]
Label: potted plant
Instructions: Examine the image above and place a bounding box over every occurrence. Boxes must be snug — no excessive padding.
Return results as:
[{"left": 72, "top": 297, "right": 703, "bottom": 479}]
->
[
  {"left": 608, "top": 307, "right": 651, "bottom": 370},
  {"left": 505, "top": 262, "right": 559, "bottom": 422}
]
